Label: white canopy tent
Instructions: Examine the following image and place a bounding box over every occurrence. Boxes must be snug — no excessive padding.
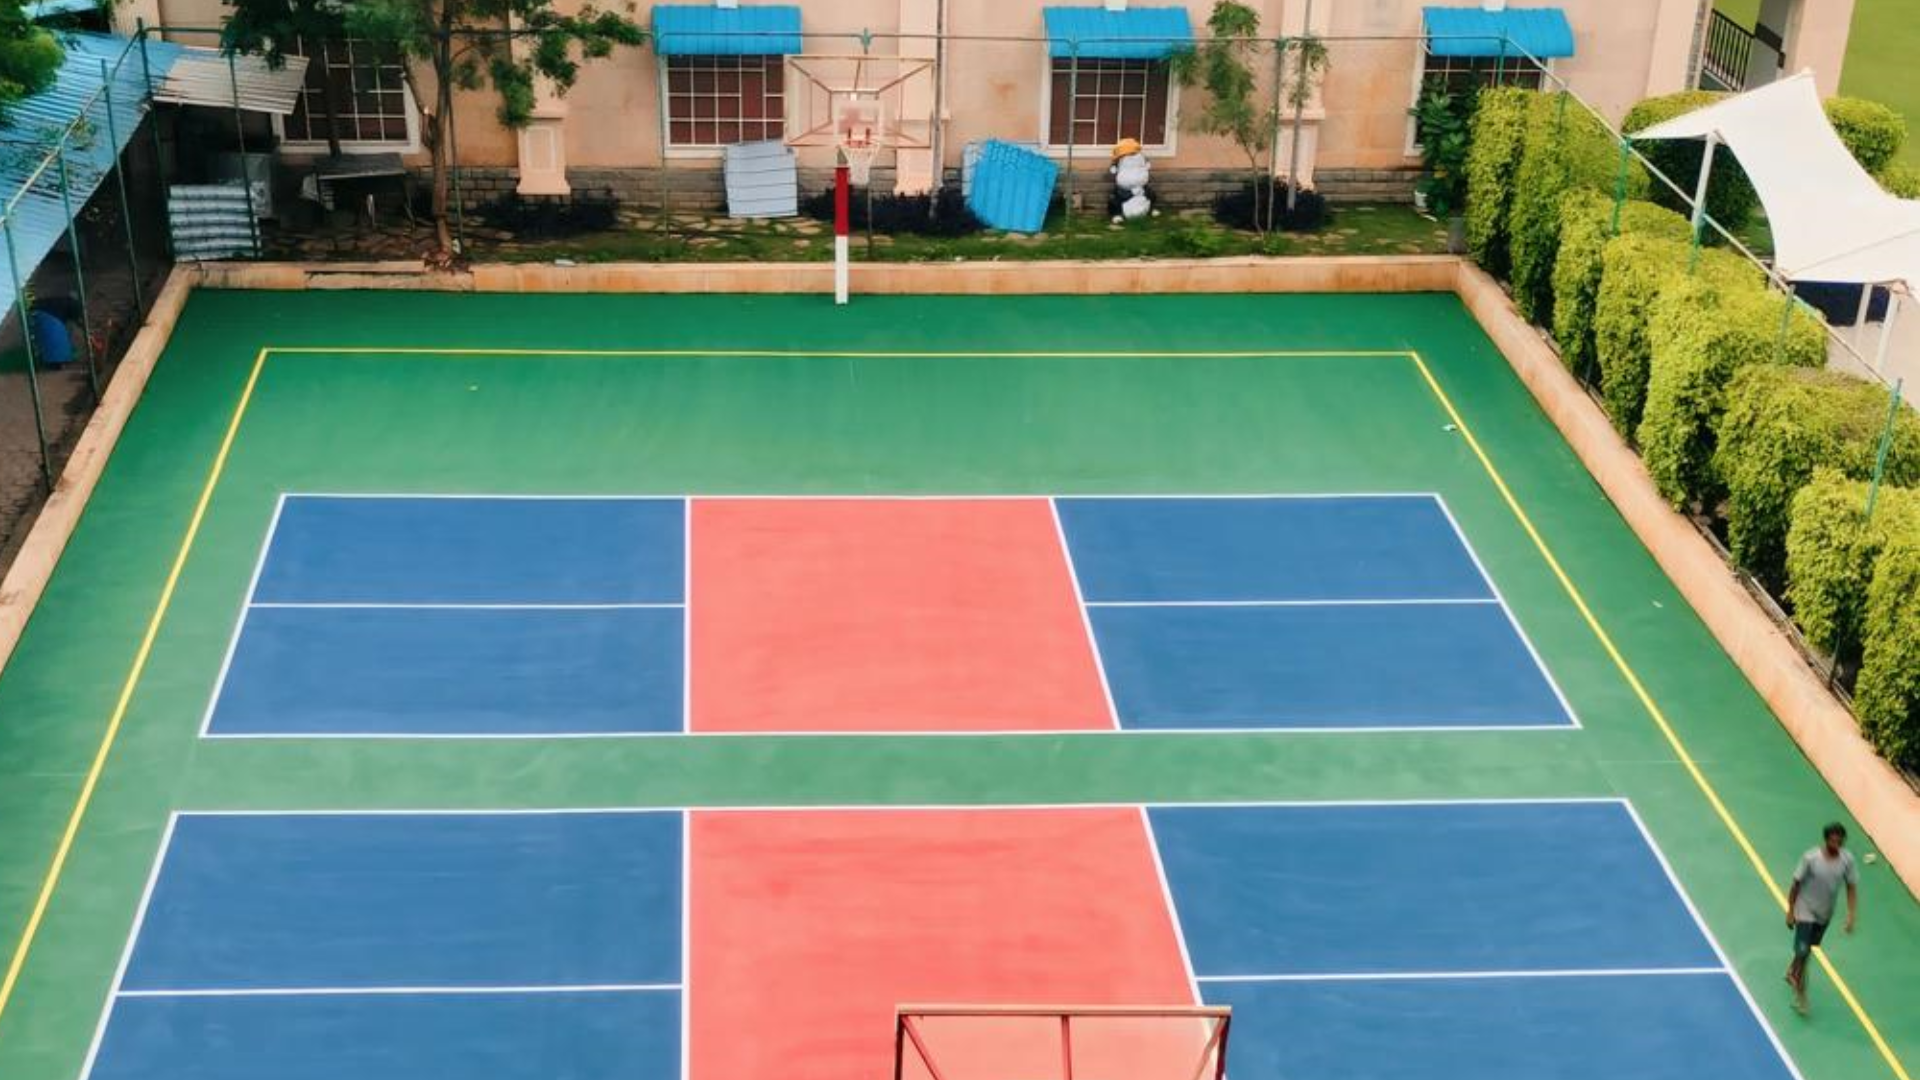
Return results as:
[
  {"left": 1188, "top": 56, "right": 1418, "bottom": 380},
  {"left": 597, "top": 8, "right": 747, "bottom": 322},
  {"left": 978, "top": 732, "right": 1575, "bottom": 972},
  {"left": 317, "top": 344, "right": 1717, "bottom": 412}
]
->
[{"left": 1633, "top": 73, "right": 1920, "bottom": 375}]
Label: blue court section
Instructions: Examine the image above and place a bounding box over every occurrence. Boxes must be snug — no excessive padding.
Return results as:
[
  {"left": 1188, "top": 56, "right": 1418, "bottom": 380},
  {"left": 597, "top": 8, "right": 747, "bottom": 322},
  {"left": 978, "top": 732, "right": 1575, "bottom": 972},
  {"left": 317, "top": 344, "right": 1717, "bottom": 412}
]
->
[
  {"left": 90, "top": 812, "right": 682, "bottom": 1080},
  {"left": 1091, "top": 604, "right": 1567, "bottom": 729},
  {"left": 255, "top": 496, "right": 685, "bottom": 604},
  {"left": 210, "top": 606, "right": 683, "bottom": 736},
  {"left": 1056, "top": 496, "right": 1491, "bottom": 602},
  {"left": 207, "top": 496, "right": 686, "bottom": 736},
  {"left": 1056, "top": 496, "right": 1572, "bottom": 730},
  {"left": 1149, "top": 802, "right": 1796, "bottom": 1080}
]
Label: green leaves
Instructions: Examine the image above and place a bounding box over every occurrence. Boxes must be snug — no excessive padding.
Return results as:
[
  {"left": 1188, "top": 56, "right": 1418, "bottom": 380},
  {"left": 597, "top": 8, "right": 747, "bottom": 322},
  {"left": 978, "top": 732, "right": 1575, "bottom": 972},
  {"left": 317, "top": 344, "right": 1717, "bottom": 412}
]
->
[{"left": 0, "top": 0, "right": 63, "bottom": 127}]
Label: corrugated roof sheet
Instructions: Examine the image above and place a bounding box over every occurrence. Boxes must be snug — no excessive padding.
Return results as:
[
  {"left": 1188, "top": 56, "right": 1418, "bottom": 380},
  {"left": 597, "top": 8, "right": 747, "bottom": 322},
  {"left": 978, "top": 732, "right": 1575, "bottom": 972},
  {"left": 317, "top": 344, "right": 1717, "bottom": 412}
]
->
[
  {"left": 1044, "top": 6, "right": 1195, "bottom": 61},
  {"left": 1423, "top": 6, "right": 1576, "bottom": 59},
  {"left": 724, "top": 139, "right": 799, "bottom": 218},
  {"left": 967, "top": 140, "right": 1057, "bottom": 233},
  {"left": 653, "top": 5, "right": 803, "bottom": 56},
  {"left": 1, "top": 32, "right": 187, "bottom": 320},
  {"left": 152, "top": 49, "right": 310, "bottom": 116}
]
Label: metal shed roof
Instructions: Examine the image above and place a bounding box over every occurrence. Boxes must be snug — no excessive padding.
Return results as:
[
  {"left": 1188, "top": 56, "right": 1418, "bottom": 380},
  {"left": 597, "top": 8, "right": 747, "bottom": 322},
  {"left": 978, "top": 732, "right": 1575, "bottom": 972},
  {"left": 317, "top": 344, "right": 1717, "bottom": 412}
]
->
[
  {"left": 152, "top": 49, "right": 310, "bottom": 116},
  {"left": 653, "top": 5, "right": 804, "bottom": 56}
]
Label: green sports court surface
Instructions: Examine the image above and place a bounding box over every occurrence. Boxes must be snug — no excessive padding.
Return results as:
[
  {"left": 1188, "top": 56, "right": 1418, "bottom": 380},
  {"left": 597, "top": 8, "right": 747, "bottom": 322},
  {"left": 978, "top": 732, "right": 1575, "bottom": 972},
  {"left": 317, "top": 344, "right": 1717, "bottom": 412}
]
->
[{"left": 0, "top": 290, "right": 1913, "bottom": 1080}]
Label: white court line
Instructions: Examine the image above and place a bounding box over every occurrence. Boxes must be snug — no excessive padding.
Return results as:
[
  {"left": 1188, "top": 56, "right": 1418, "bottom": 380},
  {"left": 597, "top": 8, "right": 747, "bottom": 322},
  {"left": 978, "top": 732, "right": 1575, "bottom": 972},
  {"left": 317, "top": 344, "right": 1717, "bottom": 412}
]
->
[
  {"left": 1082, "top": 598, "right": 1501, "bottom": 608},
  {"left": 681, "top": 498, "right": 693, "bottom": 738},
  {"left": 1618, "top": 802, "right": 1807, "bottom": 1080},
  {"left": 197, "top": 494, "right": 286, "bottom": 739},
  {"left": 78, "top": 816, "right": 181, "bottom": 1080},
  {"left": 246, "top": 601, "right": 682, "bottom": 611},
  {"left": 1194, "top": 967, "right": 1727, "bottom": 984},
  {"left": 172, "top": 797, "right": 1631, "bottom": 818},
  {"left": 115, "top": 983, "right": 680, "bottom": 999},
  {"left": 679, "top": 808, "right": 692, "bottom": 1080},
  {"left": 196, "top": 721, "right": 1576, "bottom": 742},
  {"left": 1430, "top": 495, "right": 1583, "bottom": 730},
  {"left": 283, "top": 491, "right": 1449, "bottom": 502},
  {"left": 1138, "top": 807, "right": 1203, "bottom": 1007},
  {"left": 1049, "top": 497, "right": 1120, "bottom": 729}
]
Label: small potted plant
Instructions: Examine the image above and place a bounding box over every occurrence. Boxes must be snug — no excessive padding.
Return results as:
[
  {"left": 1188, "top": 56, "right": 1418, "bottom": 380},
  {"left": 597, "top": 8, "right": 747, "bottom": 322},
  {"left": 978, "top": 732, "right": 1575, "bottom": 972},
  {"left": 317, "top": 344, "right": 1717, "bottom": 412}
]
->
[{"left": 1411, "top": 86, "right": 1473, "bottom": 253}]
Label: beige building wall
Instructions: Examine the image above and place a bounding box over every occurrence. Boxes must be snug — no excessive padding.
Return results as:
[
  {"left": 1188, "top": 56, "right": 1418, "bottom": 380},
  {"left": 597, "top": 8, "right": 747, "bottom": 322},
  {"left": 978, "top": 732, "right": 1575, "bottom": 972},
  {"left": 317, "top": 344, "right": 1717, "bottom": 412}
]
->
[{"left": 125, "top": 0, "right": 1827, "bottom": 183}]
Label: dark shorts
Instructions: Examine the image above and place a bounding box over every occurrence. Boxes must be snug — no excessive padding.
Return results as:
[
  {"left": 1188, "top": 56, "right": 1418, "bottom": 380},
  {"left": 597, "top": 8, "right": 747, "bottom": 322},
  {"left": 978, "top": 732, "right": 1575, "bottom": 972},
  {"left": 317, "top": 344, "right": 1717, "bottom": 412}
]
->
[{"left": 1793, "top": 919, "right": 1829, "bottom": 956}]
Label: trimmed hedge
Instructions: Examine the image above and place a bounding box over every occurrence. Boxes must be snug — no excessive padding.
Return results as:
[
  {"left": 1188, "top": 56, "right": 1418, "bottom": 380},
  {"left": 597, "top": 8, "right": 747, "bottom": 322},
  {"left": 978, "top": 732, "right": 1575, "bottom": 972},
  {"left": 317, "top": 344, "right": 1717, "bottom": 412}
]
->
[
  {"left": 1592, "top": 236, "right": 1754, "bottom": 433},
  {"left": 1879, "top": 163, "right": 1920, "bottom": 200},
  {"left": 1786, "top": 470, "right": 1920, "bottom": 663},
  {"left": 1625, "top": 91, "right": 1759, "bottom": 234},
  {"left": 1714, "top": 367, "right": 1920, "bottom": 588},
  {"left": 1507, "top": 93, "right": 1642, "bottom": 324},
  {"left": 1858, "top": 535, "right": 1920, "bottom": 771},
  {"left": 1825, "top": 96, "right": 1907, "bottom": 175},
  {"left": 1638, "top": 274, "right": 1826, "bottom": 507},
  {"left": 1551, "top": 193, "right": 1687, "bottom": 377},
  {"left": 1464, "top": 86, "right": 1533, "bottom": 279}
]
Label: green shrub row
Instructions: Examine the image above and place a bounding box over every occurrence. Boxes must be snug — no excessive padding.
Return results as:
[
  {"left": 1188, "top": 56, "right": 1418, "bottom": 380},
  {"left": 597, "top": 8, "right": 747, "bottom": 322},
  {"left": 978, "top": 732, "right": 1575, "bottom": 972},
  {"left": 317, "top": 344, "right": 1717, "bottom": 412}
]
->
[
  {"left": 1824, "top": 96, "right": 1908, "bottom": 175},
  {"left": 1858, "top": 534, "right": 1920, "bottom": 771},
  {"left": 1592, "top": 236, "right": 1755, "bottom": 433},
  {"left": 1879, "top": 162, "right": 1920, "bottom": 199},
  {"left": 1507, "top": 94, "right": 1643, "bottom": 324},
  {"left": 1638, "top": 273, "right": 1826, "bottom": 508},
  {"left": 1786, "top": 470, "right": 1920, "bottom": 661},
  {"left": 1464, "top": 86, "right": 1533, "bottom": 279},
  {"left": 1551, "top": 194, "right": 1687, "bottom": 377},
  {"left": 1787, "top": 473, "right": 1920, "bottom": 770},
  {"left": 1715, "top": 368, "right": 1920, "bottom": 588}
]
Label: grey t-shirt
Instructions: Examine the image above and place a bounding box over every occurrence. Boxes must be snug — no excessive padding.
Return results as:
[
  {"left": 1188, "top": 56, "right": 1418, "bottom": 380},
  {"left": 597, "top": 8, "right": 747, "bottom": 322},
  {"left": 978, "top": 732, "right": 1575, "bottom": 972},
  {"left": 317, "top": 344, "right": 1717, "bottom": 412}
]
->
[{"left": 1791, "top": 847, "right": 1859, "bottom": 924}]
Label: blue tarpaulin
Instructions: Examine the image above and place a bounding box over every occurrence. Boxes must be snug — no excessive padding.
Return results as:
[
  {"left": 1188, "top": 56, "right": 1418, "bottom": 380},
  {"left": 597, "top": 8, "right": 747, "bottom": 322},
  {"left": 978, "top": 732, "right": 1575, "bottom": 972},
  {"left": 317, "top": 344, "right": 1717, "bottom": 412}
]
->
[
  {"left": 1422, "top": 6, "right": 1576, "bottom": 59},
  {"left": 653, "top": 5, "right": 803, "bottom": 56},
  {"left": 1043, "top": 6, "right": 1194, "bottom": 61}
]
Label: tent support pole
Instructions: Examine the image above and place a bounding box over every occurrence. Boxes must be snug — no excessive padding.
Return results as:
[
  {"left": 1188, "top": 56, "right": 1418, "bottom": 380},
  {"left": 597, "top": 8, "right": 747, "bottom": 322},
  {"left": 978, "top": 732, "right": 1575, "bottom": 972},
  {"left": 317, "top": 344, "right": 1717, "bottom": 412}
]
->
[
  {"left": 1873, "top": 290, "right": 1901, "bottom": 373},
  {"left": 1854, "top": 282, "right": 1875, "bottom": 350},
  {"left": 1688, "top": 132, "right": 1717, "bottom": 273},
  {"left": 1864, "top": 377, "right": 1905, "bottom": 521}
]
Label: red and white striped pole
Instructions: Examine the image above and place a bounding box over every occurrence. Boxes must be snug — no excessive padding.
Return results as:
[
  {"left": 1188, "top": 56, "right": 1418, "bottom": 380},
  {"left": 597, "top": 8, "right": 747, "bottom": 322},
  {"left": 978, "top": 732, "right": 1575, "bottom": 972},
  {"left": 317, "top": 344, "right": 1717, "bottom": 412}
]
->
[{"left": 833, "top": 158, "right": 851, "bottom": 306}]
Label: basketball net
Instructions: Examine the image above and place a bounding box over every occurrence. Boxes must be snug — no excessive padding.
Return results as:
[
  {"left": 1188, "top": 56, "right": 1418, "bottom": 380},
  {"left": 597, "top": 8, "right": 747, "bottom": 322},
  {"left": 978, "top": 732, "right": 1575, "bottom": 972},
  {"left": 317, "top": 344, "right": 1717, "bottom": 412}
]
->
[{"left": 832, "top": 96, "right": 882, "bottom": 307}]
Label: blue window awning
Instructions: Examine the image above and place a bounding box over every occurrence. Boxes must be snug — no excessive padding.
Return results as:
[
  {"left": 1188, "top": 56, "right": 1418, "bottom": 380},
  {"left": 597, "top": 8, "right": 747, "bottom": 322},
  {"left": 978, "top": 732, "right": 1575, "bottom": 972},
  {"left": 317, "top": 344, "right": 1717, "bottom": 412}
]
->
[
  {"left": 653, "top": 5, "right": 802, "bottom": 57},
  {"left": 1423, "top": 6, "right": 1575, "bottom": 59},
  {"left": 1044, "top": 6, "right": 1195, "bottom": 61}
]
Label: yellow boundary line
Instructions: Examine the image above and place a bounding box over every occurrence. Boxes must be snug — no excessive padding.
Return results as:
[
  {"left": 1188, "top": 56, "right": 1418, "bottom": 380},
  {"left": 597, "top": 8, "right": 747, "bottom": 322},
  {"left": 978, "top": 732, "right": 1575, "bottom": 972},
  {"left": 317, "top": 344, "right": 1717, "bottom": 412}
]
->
[
  {"left": 1409, "top": 351, "right": 1910, "bottom": 1080},
  {"left": 0, "top": 347, "right": 270, "bottom": 1025},
  {"left": 0, "top": 343, "right": 1905, "bottom": 1080}
]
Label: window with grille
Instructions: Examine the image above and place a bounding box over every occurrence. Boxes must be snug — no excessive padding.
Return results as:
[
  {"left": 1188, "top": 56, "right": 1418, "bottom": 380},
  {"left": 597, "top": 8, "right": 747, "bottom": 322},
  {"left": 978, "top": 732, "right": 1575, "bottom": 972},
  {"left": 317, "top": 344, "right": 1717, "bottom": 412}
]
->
[
  {"left": 1410, "top": 52, "right": 1545, "bottom": 149},
  {"left": 1046, "top": 58, "right": 1173, "bottom": 148},
  {"left": 666, "top": 55, "right": 787, "bottom": 146},
  {"left": 281, "top": 37, "right": 415, "bottom": 147}
]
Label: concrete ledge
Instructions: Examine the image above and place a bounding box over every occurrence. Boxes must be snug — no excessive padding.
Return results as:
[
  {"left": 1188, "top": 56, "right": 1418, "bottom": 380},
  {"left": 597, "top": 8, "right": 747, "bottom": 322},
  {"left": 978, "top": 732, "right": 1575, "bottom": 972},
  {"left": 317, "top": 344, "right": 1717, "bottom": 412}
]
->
[
  {"left": 0, "top": 268, "right": 196, "bottom": 678},
  {"left": 1453, "top": 261, "right": 1920, "bottom": 898},
  {"left": 209, "top": 256, "right": 1462, "bottom": 296}
]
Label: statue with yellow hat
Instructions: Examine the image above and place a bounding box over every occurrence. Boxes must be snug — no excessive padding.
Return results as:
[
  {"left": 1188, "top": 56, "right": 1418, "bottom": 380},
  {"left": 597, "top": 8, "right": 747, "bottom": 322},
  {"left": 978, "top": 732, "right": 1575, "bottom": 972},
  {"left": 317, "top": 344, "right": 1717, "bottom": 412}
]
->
[{"left": 1109, "top": 138, "right": 1157, "bottom": 223}]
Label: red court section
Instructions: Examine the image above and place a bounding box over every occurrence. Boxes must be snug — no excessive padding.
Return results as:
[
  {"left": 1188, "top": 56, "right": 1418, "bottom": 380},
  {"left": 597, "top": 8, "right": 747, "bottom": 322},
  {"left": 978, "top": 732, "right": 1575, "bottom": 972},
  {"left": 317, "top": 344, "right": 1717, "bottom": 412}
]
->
[
  {"left": 687, "top": 809, "right": 1198, "bottom": 1080},
  {"left": 689, "top": 499, "right": 1112, "bottom": 732}
]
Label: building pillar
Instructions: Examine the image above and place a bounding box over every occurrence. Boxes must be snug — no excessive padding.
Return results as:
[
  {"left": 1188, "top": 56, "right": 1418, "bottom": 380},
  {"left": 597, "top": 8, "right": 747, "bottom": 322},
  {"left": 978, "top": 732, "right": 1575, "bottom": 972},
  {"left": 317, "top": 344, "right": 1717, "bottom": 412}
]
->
[
  {"left": 510, "top": 15, "right": 572, "bottom": 197},
  {"left": 1781, "top": 0, "right": 1856, "bottom": 97},
  {"left": 893, "top": 0, "right": 941, "bottom": 194}
]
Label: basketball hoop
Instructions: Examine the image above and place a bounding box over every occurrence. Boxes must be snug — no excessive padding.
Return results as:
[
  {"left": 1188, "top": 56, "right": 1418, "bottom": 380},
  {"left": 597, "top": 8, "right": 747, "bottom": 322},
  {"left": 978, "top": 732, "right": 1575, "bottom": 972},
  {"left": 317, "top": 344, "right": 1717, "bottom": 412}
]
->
[{"left": 836, "top": 97, "right": 882, "bottom": 187}]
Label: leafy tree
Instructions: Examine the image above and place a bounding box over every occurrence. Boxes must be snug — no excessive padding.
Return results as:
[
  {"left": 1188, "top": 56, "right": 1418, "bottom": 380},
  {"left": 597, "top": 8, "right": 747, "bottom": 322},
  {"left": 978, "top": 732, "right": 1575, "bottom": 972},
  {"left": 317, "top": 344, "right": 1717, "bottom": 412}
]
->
[
  {"left": 1, "top": 0, "right": 64, "bottom": 127},
  {"left": 1172, "top": 1, "right": 1278, "bottom": 232},
  {"left": 222, "top": 0, "right": 351, "bottom": 157},
  {"left": 344, "top": 0, "right": 644, "bottom": 253}
]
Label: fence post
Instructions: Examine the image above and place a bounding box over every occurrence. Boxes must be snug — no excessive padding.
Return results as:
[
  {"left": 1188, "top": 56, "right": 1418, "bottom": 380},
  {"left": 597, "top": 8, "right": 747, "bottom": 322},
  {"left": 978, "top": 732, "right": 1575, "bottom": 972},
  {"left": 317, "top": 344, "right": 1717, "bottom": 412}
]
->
[
  {"left": 1773, "top": 288, "right": 1797, "bottom": 364},
  {"left": 3, "top": 217, "right": 56, "bottom": 493},
  {"left": 1065, "top": 39, "right": 1080, "bottom": 237},
  {"left": 53, "top": 146, "right": 102, "bottom": 402},
  {"left": 137, "top": 21, "right": 172, "bottom": 262},
  {"left": 99, "top": 59, "right": 147, "bottom": 314},
  {"left": 228, "top": 52, "right": 261, "bottom": 257},
  {"left": 1268, "top": 36, "right": 1288, "bottom": 234},
  {"left": 1864, "top": 378, "right": 1905, "bottom": 521},
  {"left": 1609, "top": 136, "right": 1631, "bottom": 235},
  {"left": 449, "top": 64, "right": 467, "bottom": 254}
]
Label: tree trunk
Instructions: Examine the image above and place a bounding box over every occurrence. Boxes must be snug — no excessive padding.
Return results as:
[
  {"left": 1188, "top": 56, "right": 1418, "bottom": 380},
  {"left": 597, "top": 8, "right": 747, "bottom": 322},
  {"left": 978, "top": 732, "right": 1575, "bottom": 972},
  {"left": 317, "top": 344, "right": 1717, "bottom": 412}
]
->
[
  {"left": 315, "top": 47, "right": 343, "bottom": 159},
  {"left": 430, "top": 36, "right": 454, "bottom": 253}
]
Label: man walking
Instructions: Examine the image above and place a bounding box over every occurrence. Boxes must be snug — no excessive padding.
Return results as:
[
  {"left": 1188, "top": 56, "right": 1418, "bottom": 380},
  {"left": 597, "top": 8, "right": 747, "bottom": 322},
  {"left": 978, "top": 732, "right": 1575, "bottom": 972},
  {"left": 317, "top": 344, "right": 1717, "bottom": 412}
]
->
[{"left": 1785, "top": 822, "right": 1859, "bottom": 1015}]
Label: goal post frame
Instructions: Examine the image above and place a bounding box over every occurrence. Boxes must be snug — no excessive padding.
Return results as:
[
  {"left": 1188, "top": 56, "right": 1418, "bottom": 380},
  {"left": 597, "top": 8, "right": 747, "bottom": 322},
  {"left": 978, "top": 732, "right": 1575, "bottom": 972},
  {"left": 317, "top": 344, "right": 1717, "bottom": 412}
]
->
[{"left": 893, "top": 1004, "right": 1232, "bottom": 1080}]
